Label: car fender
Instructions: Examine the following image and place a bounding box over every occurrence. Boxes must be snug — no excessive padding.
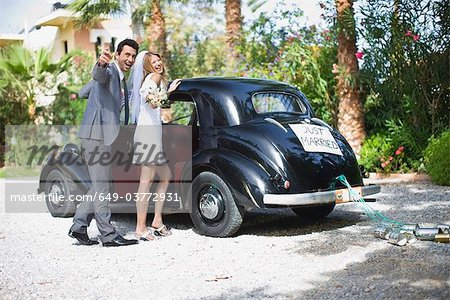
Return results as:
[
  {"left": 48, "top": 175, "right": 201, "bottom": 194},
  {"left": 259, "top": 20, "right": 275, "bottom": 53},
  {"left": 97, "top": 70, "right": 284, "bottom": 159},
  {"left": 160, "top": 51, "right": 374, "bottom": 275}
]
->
[
  {"left": 38, "top": 153, "right": 90, "bottom": 196},
  {"left": 191, "top": 149, "right": 279, "bottom": 210}
]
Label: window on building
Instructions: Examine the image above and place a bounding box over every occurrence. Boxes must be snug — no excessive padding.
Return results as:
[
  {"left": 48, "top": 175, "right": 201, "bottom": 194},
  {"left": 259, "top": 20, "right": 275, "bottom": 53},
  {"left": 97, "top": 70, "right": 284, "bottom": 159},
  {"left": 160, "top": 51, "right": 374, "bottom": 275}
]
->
[
  {"left": 63, "top": 40, "right": 68, "bottom": 54},
  {"left": 95, "top": 37, "right": 102, "bottom": 59},
  {"left": 110, "top": 37, "right": 116, "bottom": 52}
]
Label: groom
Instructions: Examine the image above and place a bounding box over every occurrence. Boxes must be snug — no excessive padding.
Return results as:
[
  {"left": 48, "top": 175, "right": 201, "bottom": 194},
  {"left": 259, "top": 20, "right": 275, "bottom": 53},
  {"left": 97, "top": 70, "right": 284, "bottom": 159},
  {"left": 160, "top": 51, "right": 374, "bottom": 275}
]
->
[{"left": 69, "top": 39, "right": 139, "bottom": 247}]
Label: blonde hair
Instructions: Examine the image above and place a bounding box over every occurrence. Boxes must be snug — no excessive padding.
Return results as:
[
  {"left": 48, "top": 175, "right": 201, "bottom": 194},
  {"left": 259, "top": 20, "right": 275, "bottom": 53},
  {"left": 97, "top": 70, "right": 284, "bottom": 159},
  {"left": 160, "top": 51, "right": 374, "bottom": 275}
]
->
[{"left": 142, "top": 52, "right": 168, "bottom": 86}]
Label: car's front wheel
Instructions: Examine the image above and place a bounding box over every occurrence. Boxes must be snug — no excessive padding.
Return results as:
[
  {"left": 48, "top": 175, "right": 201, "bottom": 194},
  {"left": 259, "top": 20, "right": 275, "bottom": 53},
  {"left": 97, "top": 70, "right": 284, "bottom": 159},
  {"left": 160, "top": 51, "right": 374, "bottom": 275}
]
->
[
  {"left": 190, "top": 171, "right": 243, "bottom": 237},
  {"left": 44, "top": 169, "right": 76, "bottom": 218},
  {"left": 291, "top": 203, "right": 335, "bottom": 220}
]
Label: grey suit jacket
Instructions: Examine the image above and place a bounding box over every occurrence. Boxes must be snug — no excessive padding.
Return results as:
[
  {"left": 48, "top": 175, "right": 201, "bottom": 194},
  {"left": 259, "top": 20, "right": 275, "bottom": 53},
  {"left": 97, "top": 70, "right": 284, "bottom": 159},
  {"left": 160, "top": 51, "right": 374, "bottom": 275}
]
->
[
  {"left": 78, "top": 80, "right": 94, "bottom": 99},
  {"left": 78, "top": 63, "right": 123, "bottom": 146}
]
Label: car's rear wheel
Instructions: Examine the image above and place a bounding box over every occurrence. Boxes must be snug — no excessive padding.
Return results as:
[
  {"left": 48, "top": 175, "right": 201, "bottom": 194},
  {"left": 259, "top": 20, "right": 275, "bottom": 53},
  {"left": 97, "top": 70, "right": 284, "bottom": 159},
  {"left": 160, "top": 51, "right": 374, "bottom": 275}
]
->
[
  {"left": 190, "top": 171, "right": 243, "bottom": 237},
  {"left": 291, "top": 203, "right": 335, "bottom": 220},
  {"left": 44, "top": 169, "right": 76, "bottom": 218}
]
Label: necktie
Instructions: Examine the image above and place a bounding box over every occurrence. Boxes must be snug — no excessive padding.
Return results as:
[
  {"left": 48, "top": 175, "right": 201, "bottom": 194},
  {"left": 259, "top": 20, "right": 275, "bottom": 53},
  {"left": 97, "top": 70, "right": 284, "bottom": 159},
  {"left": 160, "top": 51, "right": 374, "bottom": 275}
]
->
[{"left": 122, "top": 78, "right": 129, "bottom": 125}]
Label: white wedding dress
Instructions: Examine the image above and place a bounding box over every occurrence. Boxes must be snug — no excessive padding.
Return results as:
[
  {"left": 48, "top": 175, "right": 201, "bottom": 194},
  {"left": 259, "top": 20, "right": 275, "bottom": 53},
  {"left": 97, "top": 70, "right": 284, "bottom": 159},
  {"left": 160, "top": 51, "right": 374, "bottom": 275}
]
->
[{"left": 133, "top": 73, "right": 167, "bottom": 165}]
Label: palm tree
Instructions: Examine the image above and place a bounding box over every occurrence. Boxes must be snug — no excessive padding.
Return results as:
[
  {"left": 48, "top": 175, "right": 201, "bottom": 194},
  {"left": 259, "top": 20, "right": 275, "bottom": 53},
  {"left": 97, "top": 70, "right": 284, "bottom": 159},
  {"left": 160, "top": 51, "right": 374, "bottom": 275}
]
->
[
  {"left": 146, "top": 0, "right": 167, "bottom": 57},
  {"left": 69, "top": 0, "right": 252, "bottom": 66},
  {"left": 69, "top": 0, "right": 189, "bottom": 58},
  {"left": 69, "top": 0, "right": 144, "bottom": 42},
  {"left": 225, "top": 0, "right": 242, "bottom": 65},
  {"left": 129, "top": 0, "right": 146, "bottom": 42},
  {"left": 335, "top": 0, "right": 365, "bottom": 155},
  {"left": 225, "top": 0, "right": 277, "bottom": 67},
  {"left": 0, "top": 46, "right": 68, "bottom": 122}
]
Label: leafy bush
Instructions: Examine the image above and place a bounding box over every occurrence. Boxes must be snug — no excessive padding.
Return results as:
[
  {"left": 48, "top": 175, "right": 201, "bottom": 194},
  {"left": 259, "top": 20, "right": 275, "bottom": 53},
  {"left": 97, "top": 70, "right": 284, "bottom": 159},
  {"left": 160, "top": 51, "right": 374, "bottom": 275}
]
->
[
  {"left": 424, "top": 131, "right": 450, "bottom": 186},
  {"left": 49, "top": 92, "right": 87, "bottom": 125},
  {"left": 236, "top": 7, "right": 338, "bottom": 125},
  {"left": 0, "top": 45, "right": 70, "bottom": 123},
  {"left": 164, "top": 4, "right": 227, "bottom": 79},
  {"left": 359, "top": 133, "right": 394, "bottom": 172},
  {"left": 5, "top": 126, "right": 52, "bottom": 168},
  {"left": 383, "top": 119, "right": 427, "bottom": 172},
  {"left": 49, "top": 50, "right": 94, "bottom": 125},
  {"left": 359, "top": 131, "right": 425, "bottom": 173},
  {"left": 359, "top": 0, "right": 449, "bottom": 154},
  {"left": 384, "top": 119, "right": 425, "bottom": 160}
]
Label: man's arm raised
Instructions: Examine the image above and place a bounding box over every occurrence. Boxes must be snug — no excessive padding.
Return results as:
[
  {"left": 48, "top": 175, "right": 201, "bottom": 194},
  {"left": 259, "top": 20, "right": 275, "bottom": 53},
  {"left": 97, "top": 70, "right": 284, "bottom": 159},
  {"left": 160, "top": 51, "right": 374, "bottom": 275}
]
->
[{"left": 92, "top": 48, "right": 113, "bottom": 84}]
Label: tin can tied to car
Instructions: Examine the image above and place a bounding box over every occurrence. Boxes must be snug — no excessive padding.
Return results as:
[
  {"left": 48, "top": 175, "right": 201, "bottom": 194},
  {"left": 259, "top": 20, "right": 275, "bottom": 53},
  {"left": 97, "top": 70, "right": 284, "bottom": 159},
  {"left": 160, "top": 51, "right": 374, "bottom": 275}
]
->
[{"left": 373, "top": 223, "right": 449, "bottom": 246}]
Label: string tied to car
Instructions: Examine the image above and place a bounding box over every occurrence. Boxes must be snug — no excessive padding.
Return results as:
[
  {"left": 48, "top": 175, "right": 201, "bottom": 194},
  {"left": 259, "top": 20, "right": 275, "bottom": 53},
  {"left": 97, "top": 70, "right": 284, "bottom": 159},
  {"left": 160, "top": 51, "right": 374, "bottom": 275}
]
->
[{"left": 334, "top": 175, "right": 449, "bottom": 246}]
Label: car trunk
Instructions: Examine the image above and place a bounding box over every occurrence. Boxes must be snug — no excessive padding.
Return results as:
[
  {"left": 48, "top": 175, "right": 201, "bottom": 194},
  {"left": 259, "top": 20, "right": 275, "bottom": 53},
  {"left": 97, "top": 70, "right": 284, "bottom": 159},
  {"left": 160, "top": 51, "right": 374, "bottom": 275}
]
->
[{"left": 241, "top": 115, "right": 363, "bottom": 193}]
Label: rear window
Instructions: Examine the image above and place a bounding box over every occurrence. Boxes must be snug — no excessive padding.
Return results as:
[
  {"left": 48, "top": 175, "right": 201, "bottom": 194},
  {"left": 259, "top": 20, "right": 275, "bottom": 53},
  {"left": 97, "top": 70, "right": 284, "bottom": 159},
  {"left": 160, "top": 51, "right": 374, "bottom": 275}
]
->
[{"left": 251, "top": 92, "right": 307, "bottom": 114}]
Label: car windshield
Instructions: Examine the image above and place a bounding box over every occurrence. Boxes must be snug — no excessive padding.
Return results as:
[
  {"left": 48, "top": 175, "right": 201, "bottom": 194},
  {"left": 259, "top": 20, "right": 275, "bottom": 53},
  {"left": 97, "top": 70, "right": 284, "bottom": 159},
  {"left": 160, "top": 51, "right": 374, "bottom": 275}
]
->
[{"left": 251, "top": 92, "right": 307, "bottom": 114}]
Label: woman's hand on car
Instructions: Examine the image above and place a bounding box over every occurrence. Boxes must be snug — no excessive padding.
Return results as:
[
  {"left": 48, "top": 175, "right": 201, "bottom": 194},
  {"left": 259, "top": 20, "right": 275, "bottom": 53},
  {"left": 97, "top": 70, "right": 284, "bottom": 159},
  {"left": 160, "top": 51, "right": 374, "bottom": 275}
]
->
[{"left": 168, "top": 79, "right": 182, "bottom": 93}]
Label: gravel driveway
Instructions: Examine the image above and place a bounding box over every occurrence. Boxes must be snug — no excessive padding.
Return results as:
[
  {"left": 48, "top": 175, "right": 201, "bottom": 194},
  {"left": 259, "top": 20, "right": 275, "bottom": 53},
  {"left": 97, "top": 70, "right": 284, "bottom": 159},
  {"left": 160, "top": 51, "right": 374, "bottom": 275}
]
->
[{"left": 1, "top": 179, "right": 449, "bottom": 299}]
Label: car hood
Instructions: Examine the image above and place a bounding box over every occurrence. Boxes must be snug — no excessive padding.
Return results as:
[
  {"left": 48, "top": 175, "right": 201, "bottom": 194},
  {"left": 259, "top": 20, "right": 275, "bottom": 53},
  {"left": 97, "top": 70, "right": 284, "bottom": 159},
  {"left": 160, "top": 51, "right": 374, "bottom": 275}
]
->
[{"left": 219, "top": 115, "right": 363, "bottom": 193}]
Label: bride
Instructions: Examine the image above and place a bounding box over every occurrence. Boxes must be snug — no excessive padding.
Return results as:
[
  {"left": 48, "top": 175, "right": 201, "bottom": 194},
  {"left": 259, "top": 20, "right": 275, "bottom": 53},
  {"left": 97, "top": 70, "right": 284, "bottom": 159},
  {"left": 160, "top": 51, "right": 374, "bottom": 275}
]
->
[{"left": 130, "top": 50, "right": 182, "bottom": 240}]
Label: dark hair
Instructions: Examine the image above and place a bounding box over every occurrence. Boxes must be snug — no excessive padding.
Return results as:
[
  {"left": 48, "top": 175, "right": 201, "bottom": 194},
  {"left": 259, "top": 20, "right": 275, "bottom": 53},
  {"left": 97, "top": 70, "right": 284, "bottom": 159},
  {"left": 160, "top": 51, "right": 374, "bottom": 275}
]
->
[{"left": 116, "top": 39, "right": 139, "bottom": 54}]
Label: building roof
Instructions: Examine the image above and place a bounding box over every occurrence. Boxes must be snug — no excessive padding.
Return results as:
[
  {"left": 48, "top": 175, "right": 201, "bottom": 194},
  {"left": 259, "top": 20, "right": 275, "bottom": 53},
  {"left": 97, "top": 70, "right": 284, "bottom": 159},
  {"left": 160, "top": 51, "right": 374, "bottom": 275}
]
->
[
  {"left": 35, "top": 9, "right": 79, "bottom": 27},
  {"left": 0, "top": 33, "right": 24, "bottom": 47}
]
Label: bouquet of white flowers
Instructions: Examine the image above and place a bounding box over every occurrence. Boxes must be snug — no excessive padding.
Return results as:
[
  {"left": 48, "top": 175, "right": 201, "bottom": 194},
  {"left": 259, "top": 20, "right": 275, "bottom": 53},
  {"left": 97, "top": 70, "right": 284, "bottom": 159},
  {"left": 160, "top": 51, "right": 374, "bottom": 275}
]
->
[{"left": 146, "top": 87, "right": 169, "bottom": 108}]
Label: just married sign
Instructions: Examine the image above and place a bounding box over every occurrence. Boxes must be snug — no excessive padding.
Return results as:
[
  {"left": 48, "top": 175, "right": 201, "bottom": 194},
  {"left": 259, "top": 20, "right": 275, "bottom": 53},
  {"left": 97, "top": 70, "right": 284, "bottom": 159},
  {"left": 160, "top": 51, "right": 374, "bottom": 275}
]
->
[{"left": 289, "top": 124, "right": 343, "bottom": 156}]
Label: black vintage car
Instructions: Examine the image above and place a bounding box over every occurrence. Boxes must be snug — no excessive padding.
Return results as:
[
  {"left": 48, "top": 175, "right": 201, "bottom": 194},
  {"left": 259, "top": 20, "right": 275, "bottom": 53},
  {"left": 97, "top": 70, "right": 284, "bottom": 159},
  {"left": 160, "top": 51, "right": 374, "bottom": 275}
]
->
[{"left": 38, "top": 77, "right": 380, "bottom": 237}]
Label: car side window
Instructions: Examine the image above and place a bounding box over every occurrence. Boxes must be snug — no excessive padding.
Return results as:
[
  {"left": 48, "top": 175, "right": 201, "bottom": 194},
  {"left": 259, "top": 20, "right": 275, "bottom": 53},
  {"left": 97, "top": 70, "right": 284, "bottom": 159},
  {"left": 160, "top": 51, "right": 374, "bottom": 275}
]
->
[
  {"left": 252, "top": 92, "right": 307, "bottom": 114},
  {"left": 165, "top": 92, "right": 197, "bottom": 125},
  {"left": 168, "top": 101, "right": 197, "bottom": 125}
]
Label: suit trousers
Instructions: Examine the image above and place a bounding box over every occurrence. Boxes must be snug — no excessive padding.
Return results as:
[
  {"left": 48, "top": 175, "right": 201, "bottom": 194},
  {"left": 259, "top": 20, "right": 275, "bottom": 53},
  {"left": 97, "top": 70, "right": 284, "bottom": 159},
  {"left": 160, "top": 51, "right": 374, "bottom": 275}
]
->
[{"left": 71, "top": 138, "right": 119, "bottom": 242}]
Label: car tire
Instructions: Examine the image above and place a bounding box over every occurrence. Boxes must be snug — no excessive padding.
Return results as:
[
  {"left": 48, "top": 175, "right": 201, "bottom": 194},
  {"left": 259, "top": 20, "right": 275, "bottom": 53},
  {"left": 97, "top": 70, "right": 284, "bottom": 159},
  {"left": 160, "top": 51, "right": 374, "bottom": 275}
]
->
[
  {"left": 291, "top": 203, "right": 335, "bottom": 220},
  {"left": 44, "top": 169, "right": 76, "bottom": 218},
  {"left": 190, "top": 171, "right": 243, "bottom": 237}
]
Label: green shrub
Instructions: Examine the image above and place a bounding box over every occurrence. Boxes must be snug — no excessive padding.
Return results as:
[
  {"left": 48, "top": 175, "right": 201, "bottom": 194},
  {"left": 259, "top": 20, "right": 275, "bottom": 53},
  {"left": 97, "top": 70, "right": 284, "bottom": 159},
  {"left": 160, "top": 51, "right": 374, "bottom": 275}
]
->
[
  {"left": 235, "top": 7, "right": 338, "bottom": 126},
  {"left": 359, "top": 133, "right": 394, "bottom": 172},
  {"left": 48, "top": 50, "right": 94, "bottom": 125},
  {"left": 360, "top": 126, "right": 428, "bottom": 174},
  {"left": 424, "top": 131, "right": 450, "bottom": 186}
]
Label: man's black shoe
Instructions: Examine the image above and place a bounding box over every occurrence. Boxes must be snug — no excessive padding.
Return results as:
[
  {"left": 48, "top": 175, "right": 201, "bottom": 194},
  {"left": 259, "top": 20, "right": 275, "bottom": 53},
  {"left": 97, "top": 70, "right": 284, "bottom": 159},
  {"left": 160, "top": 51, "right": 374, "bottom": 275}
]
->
[
  {"left": 102, "top": 235, "right": 138, "bottom": 247},
  {"left": 68, "top": 230, "right": 99, "bottom": 245}
]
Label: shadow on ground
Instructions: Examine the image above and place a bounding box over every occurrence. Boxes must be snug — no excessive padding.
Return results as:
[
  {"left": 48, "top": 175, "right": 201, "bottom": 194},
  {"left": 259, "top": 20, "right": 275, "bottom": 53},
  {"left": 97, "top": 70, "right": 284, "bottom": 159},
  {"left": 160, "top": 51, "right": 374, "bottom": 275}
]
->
[
  {"left": 110, "top": 206, "right": 364, "bottom": 238},
  {"left": 201, "top": 286, "right": 284, "bottom": 300},
  {"left": 293, "top": 241, "right": 450, "bottom": 299},
  {"left": 110, "top": 183, "right": 449, "bottom": 238}
]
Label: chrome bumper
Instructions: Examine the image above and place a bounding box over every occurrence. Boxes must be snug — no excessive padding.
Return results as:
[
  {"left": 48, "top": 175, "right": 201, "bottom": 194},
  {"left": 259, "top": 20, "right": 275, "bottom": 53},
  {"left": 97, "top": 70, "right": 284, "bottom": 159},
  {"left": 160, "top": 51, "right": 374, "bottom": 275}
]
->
[{"left": 263, "top": 185, "right": 381, "bottom": 206}]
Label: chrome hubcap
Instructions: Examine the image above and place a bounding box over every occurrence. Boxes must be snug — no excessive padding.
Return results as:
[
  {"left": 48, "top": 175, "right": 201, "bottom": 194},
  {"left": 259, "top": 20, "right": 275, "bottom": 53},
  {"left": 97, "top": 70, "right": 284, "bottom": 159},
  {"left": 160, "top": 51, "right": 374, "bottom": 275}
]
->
[
  {"left": 199, "top": 186, "right": 223, "bottom": 221},
  {"left": 49, "top": 180, "right": 64, "bottom": 205}
]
